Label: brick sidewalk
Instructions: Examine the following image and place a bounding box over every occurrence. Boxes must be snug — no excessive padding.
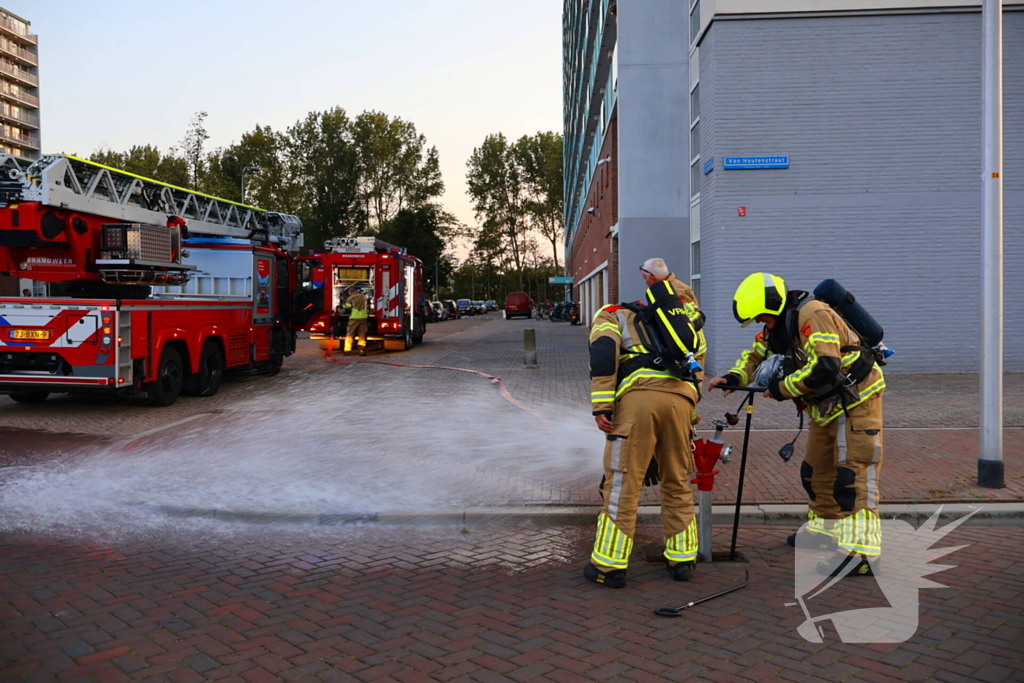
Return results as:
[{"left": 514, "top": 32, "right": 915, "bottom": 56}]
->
[{"left": 1, "top": 523, "right": 1020, "bottom": 682}]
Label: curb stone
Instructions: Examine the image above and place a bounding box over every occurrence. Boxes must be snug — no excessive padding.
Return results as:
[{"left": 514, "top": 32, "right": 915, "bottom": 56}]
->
[{"left": 134, "top": 501, "right": 1024, "bottom": 527}]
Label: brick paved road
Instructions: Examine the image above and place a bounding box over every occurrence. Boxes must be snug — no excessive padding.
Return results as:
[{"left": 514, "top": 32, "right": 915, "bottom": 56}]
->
[{"left": 1, "top": 523, "right": 1021, "bottom": 682}]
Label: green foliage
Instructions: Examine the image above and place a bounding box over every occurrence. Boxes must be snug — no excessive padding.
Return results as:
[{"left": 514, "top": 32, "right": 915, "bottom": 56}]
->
[
  {"left": 284, "top": 108, "right": 364, "bottom": 253},
  {"left": 90, "top": 109, "right": 448, "bottom": 259},
  {"left": 464, "top": 130, "right": 565, "bottom": 293},
  {"left": 353, "top": 111, "right": 444, "bottom": 231}
]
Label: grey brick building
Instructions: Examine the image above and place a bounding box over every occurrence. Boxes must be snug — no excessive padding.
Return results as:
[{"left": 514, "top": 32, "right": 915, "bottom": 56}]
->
[{"left": 565, "top": 1, "right": 1023, "bottom": 374}]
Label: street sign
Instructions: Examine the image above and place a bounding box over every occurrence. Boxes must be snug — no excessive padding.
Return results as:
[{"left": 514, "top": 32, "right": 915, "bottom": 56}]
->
[
  {"left": 724, "top": 156, "right": 789, "bottom": 170},
  {"left": 549, "top": 276, "right": 573, "bottom": 284},
  {"left": 703, "top": 158, "right": 714, "bottom": 175}
]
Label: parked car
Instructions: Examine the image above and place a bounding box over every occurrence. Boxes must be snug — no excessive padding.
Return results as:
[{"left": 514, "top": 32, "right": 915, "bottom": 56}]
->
[
  {"left": 504, "top": 292, "right": 532, "bottom": 319},
  {"left": 457, "top": 299, "right": 474, "bottom": 316},
  {"left": 473, "top": 300, "right": 487, "bottom": 314},
  {"left": 431, "top": 301, "right": 447, "bottom": 321},
  {"left": 485, "top": 300, "right": 497, "bottom": 311},
  {"left": 443, "top": 300, "right": 460, "bottom": 319}
]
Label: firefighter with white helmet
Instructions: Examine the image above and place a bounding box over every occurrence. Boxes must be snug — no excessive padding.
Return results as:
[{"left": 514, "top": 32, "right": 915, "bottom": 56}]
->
[
  {"left": 584, "top": 258, "right": 707, "bottom": 588},
  {"left": 709, "top": 273, "right": 886, "bottom": 577}
]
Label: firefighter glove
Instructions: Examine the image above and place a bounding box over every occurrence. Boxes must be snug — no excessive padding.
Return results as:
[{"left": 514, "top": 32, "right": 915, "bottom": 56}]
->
[{"left": 644, "top": 458, "right": 660, "bottom": 487}]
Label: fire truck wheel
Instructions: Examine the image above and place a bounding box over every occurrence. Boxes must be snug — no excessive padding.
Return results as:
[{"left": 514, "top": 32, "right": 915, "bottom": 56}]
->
[
  {"left": 147, "top": 346, "right": 184, "bottom": 407},
  {"left": 259, "top": 354, "right": 284, "bottom": 376},
  {"left": 185, "top": 341, "right": 225, "bottom": 397},
  {"left": 7, "top": 391, "right": 50, "bottom": 404}
]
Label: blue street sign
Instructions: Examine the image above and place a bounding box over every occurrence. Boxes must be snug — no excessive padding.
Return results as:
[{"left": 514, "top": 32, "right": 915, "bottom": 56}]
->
[
  {"left": 723, "top": 156, "right": 789, "bottom": 170},
  {"left": 549, "top": 276, "right": 574, "bottom": 284},
  {"left": 703, "top": 158, "right": 714, "bottom": 175}
]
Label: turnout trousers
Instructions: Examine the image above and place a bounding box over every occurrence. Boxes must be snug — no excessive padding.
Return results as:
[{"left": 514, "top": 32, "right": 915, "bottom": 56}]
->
[
  {"left": 345, "top": 319, "right": 368, "bottom": 352},
  {"left": 800, "top": 393, "right": 885, "bottom": 557},
  {"left": 592, "top": 389, "right": 699, "bottom": 571}
]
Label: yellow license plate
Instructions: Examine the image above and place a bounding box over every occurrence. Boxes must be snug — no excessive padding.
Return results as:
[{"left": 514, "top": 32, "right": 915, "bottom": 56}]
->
[{"left": 10, "top": 329, "right": 49, "bottom": 340}]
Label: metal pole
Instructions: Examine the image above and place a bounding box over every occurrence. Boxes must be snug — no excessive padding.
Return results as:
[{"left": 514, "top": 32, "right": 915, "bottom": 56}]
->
[
  {"left": 698, "top": 489, "right": 712, "bottom": 563},
  {"left": 730, "top": 393, "right": 754, "bottom": 561},
  {"left": 240, "top": 173, "right": 246, "bottom": 204},
  {"left": 523, "top": 329, "right": 538, "bottom": 368},
  {"left": 979, "top": 0, "right": 1005, "bottom": 488}
]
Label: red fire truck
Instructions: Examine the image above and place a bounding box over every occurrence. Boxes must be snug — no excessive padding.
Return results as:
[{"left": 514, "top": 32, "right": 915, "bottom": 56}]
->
[
  {"left": 294, "top": 236, "right": 426, "bottom": 351},
  {"left": 0, "top": 154, "right": 303, "bottom": 406}
]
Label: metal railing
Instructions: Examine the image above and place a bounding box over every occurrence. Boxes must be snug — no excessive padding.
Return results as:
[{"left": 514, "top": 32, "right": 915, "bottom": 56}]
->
[
  {"left": 0, "top": 19, "right": 36, "bottom": 45},
  {"left": 0, "top": 60, "right": 36, "bottom": 86},
  {"left": 0, "top": 128, "right": 38, "bottom": 149},
  {"left": 0, "top": 39, "right": 36, "bottom": 65},
  {"left": 0, "top": 84, "right": 37, "bottom": 107},
  {"left": 0, "top": 106, "right": 38, "bottom": 127}
]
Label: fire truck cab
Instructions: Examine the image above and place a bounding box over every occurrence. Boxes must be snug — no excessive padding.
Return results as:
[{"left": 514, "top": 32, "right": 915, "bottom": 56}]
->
[{"left": 294, "top": 236, "right": 426, "bottom": 351}]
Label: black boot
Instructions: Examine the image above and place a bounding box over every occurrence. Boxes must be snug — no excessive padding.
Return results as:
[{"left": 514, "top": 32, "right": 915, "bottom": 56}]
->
[
  {"left": 583, "top": 562, "right": 626, "bottom": 588},
  {"left": 787, "top": 529, "right": 838, "bottom": 550},
  {"left": 667, "top": 561, "right": 695, "bottom": 582},
  {"left": 816, "top": 552, "right": 878, "bottom": 577}
]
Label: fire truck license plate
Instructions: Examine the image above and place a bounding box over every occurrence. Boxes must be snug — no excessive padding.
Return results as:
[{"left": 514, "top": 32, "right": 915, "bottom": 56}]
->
[{"left": 10, "top": 329, "right": 49, "bottom": 340}]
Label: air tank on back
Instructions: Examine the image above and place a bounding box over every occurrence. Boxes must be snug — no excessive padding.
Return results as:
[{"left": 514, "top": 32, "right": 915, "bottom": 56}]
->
[{"left": 812, "top": 279, "right": 886, "bottom": 351}]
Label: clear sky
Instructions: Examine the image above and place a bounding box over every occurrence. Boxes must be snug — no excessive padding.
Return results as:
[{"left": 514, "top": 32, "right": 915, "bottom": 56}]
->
[{"left": 15, "top": 0, "right": 563, "bottom": 229}]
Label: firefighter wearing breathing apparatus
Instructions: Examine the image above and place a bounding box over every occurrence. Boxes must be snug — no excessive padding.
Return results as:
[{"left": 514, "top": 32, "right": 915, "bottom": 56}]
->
[
  {"left": 584, "top": 258, "right": 707, "bottom": 589},
  {"left": 343, "top": 286, "right": 369, "bottom": 354},
  {"left": 709, "top": 273, "right": 886, "bottom": 577}
]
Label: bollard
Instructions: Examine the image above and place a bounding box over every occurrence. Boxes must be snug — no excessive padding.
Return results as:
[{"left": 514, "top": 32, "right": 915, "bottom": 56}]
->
[{"left": 524, "top": 329, "right": 538, "bottom": 368}]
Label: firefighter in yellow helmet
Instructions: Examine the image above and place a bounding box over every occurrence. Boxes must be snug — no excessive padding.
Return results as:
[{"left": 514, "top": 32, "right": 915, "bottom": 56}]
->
[
  {"left": 584, "top": 258, "right": 707, "bottom": 588},
  {"left": 709, "top": 273, "right": 886, "bottom": 577},
  {"left": 343, "top": 286, "right": 369, "bottom": 354}
]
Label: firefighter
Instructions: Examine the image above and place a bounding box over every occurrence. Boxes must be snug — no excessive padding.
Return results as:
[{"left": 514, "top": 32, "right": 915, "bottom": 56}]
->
[
  {"left": 343, "top": 285, "right": 369, "bottom": 354},
  {"left": 708, "top": 273, "right": 886, "bottom": 577},
  {"left": 584, "top": 258, "right": 706, "bottom": 588}
]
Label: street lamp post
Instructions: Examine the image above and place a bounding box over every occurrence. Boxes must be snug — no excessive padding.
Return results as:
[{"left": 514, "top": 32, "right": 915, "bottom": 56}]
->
[
  {"left": 221, "top": 154, "right": 262, "bottom": 204},
  {"left": 979, "top": 0, "right": 1005, "bottom": 488}
]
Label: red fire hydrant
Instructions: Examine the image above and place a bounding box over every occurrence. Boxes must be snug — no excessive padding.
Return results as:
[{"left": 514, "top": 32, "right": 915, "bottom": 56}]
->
[{"left": 691, "top": 419, "right": 732, "bottom": 563}]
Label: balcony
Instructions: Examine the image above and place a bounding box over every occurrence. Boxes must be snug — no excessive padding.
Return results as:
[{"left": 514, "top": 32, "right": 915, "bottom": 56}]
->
[
  {"left": 0, "top": 127, "right": 39, "bottom": 150},
  {"left": 0, "top": 106, "right": 38, "bottom": 129},
  {"left": 0, "top": 40, "right": 36, "bottom": 66},
  {"left": 0, "top": 60, "right": 37, "bottom": 87},
  {"left": 0, "top": 19, "right": 36, "bottom": 45},
  {"left": 0, "top": 83, "right": 38, "bottom": 108}
]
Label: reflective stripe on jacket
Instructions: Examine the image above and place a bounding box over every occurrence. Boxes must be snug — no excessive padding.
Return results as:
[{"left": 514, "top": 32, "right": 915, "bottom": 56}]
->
[{"left": 727, "top": 299, "right": 884, "bottom": 426}]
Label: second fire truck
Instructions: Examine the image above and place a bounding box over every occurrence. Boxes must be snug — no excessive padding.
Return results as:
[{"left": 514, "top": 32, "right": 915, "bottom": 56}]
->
[{"left": 295, "top": 236, "right": 426, "bottom": 352}]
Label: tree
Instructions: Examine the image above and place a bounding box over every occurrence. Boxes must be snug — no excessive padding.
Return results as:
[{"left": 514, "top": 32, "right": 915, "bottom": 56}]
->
[
  {"left": 180, "top": 111, "right": 210, "bottom": 189},
  {"left": 90, "top": 144, "right": 188, "bottom": 187},
  {"left": 517, "top": 132, "right": 564, "bottom": 268},
  {"left": 285, "top": 107, "right": 363, "bottom": 252},
  {"left": 353, "top": 111, "right": 444, "bottom": 231},
  {"left": 466, "top": 133, "right": 531, "bottom": 289}
]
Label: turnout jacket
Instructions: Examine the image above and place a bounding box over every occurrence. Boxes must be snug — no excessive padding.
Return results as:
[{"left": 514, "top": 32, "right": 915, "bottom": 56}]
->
[
  {"left": 725, "top": 298, "right": 885, "bottom": 426},
  {"left": 344, "top": 293, "right": 368, "bottom": 320},
  {"left": 589, "top": 276, "right": 706, "bottom": 415}
]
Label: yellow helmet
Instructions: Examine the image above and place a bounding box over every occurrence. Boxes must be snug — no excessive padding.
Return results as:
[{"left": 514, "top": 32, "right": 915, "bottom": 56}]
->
[{"left": 732, "top": 273, "right": 787, "bottom": 327}]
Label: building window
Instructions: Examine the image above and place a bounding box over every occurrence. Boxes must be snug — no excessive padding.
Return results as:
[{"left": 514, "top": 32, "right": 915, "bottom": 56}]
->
[
  {"left": 689, "top": 1, "right": 700, "bottom": 45},
  {"left": 691, "top": 241, "right": 701, "bottom": 277},
  {"left": 690, "top": 85, "right": 699, "bottom": 124},
  {"left": 690, "top": 162, "right": 702, "bottom": 199},
  {"left": 690, "top": 121, "right": 700, "bottom": 157},
  {"left": 692, "top": 277, "right": 701, "bottom": 303}
]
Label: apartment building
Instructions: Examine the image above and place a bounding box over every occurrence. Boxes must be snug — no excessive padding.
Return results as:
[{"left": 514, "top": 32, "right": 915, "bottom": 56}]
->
[
  {"left": 0, "top": 7, "right": 38, "bottom": 161},
  {"left": 564, "top": 1, "right": 1023, "bottom": 373}
]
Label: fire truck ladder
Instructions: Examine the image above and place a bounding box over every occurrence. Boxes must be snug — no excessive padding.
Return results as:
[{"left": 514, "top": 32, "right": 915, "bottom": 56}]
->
[{"left": 1, "top": 154, "right": 302, "bottom": 250}]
